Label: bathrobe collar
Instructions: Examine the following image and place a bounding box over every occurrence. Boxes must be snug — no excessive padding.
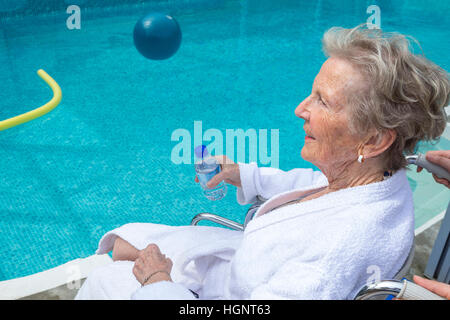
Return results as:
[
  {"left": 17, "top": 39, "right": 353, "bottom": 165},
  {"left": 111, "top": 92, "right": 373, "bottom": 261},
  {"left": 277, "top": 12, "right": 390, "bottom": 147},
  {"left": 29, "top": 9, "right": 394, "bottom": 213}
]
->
[{"left": 245, "top": 169, "right": 408, "bottom": 234}]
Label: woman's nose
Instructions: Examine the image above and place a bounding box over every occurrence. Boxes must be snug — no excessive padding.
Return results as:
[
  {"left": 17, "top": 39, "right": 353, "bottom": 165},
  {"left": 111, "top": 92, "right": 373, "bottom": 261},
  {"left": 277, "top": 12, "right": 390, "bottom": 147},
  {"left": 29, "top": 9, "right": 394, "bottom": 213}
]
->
[{"left": 295, "top": 98, "right": 310, "bottom": 120}]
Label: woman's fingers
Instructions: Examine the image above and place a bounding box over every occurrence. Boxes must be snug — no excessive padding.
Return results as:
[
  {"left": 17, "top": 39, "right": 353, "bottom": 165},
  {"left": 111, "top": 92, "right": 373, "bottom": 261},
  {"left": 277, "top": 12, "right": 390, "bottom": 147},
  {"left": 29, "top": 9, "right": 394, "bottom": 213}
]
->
[
  {"left": 194, "top": 155, "right": 240, "bottom": 188},
  {"left": 140, "top": 244, "right": 163, "bottom": 260},
  {"left": 144, "top": 243, "right": 160, "bottom": 252},
  {"left": 195, "top": 156, "right": 229, "bottom": 185},
  {"left": 206, "top": 171, "right": 225, "bottom": 189},
  {"left": 167, "top": 258, "right": 173, "bottom": 270}
]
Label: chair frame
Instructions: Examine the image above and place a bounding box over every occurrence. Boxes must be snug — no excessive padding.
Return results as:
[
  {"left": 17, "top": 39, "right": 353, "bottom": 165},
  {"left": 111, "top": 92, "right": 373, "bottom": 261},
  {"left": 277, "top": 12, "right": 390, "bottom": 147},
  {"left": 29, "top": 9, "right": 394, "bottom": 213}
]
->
[{"left": 191, "top": 196, "right": 266, "bottom": 231}]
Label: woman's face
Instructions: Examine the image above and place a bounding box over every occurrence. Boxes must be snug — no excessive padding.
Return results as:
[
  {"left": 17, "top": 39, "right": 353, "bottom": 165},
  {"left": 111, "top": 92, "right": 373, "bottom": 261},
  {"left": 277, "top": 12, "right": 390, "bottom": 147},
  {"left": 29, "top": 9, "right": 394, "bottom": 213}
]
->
[{"left": 295, "top": 57, "right": 367, "bottom": 172}]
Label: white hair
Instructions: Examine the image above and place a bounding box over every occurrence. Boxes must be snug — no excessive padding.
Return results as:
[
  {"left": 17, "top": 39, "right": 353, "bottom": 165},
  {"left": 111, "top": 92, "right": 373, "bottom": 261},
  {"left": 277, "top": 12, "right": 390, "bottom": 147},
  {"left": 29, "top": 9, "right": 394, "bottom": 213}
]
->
[{"left": 322, "top": 25, "right": 449, "bottom": 170}]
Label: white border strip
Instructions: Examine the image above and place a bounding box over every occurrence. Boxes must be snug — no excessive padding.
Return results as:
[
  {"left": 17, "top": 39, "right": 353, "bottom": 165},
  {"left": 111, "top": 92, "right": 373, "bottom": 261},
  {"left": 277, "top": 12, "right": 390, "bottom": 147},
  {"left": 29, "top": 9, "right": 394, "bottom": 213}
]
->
[
  {"left": 0, "top": 254, "right": 112, "bottom": 300},
  {"left": 414, "top": 210, "right": 446, "bottom": 236}
]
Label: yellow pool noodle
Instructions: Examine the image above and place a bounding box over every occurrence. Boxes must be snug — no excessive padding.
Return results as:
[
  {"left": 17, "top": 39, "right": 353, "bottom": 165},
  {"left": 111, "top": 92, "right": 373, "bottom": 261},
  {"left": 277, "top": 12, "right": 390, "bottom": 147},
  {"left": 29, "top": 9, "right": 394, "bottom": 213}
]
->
[{"left": 0, "top": 69, "right": 62, "bottom": 131}]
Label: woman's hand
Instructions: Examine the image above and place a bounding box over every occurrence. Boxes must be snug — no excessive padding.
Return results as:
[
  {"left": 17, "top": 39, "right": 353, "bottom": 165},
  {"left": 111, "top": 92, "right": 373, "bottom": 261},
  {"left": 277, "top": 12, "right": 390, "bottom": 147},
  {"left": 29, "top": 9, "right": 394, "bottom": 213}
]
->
[
  {"left": 132, "top": 244, "right": 173, "bottom": 286},
  {"left": 416, "top": 150, "right": 450, "bottom": 188},
  {"left": 195, "top": 155, "right": 242, "bottom": 188}
]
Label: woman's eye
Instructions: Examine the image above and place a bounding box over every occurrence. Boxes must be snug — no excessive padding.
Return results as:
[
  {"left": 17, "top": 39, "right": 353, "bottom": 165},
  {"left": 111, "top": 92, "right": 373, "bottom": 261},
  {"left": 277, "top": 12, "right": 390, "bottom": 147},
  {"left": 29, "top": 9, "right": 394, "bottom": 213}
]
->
[{"left": 318, "top": 96, "right": 326, "bottom": 106}]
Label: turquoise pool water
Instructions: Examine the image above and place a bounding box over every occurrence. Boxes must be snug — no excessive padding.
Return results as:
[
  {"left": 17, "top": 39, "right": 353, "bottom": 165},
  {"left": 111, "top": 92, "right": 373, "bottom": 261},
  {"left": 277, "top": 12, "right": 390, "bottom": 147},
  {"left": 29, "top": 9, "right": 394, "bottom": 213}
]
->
[{"left": 0, "top": 0, "right": 449, "bottom": 281}]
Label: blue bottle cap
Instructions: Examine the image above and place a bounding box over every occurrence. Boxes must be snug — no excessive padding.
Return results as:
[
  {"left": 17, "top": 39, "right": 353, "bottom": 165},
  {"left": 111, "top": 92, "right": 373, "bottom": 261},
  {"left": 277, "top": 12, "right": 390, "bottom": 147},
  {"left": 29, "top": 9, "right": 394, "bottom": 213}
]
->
[{"left": 194, "top": 145, "right": 209, "bottom": 160}]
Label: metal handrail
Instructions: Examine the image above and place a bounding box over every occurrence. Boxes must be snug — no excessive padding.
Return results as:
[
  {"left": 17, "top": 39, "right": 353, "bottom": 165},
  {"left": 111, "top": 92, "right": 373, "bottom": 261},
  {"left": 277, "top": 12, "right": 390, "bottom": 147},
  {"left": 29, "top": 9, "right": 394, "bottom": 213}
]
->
[
  {"left": 191, "top": 213, "right": 244, "bottom": 231},
  {"left": 190, "top": 196, "right": 267, "bottom": 231}
]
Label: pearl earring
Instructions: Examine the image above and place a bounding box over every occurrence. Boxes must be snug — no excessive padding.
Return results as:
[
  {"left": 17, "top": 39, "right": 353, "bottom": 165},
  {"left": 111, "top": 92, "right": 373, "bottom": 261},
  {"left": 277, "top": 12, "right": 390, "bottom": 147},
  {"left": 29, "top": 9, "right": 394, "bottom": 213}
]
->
[{"left": 357, "top": 154, "right": 364, "bottom": 163}]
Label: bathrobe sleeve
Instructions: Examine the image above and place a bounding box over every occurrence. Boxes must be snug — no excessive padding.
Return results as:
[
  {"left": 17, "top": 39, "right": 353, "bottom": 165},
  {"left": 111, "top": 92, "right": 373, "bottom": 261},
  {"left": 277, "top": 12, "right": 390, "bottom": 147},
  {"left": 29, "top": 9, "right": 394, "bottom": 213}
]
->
[
  {"left": 131, "top": 281, "right": 197, "bottom": 300},
  {"left": 236, "top": 162, "right": 327, "bottom": 204}
]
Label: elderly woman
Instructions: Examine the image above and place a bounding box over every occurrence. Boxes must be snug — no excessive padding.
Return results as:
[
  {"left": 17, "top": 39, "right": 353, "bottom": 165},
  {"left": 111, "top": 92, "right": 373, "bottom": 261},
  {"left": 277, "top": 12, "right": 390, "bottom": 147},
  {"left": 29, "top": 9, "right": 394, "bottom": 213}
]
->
[{"left": 76, "top": 25, "right": 449, "bottom": 300}]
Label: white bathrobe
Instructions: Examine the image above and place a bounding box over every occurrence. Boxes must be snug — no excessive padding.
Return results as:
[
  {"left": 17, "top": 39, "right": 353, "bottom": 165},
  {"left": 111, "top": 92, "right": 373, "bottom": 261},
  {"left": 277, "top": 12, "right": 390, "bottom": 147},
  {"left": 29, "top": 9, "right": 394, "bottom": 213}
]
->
[{"left": 75, "top": 163, "right": 414, "bottom": 300}]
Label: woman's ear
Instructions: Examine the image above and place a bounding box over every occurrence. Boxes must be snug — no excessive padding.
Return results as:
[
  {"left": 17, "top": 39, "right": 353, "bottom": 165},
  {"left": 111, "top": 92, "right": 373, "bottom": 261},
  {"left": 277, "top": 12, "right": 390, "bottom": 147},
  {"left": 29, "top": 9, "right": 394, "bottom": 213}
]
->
[{"left": 364, "top": 129, "right": 397, "bottom": 159}]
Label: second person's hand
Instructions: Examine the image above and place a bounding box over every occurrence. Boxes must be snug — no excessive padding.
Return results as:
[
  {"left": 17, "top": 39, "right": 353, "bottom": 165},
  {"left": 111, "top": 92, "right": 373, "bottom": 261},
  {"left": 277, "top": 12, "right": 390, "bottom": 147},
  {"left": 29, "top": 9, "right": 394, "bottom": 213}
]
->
[{"left": 416, "top": 150, "right": 450, "bottom": 188}]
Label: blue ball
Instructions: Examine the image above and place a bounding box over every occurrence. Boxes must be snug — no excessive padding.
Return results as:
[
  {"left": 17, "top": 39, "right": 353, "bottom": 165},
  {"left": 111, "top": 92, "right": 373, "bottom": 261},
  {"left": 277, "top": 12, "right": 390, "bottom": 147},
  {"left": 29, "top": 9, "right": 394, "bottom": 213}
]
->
[{"left": 133, "top": 12, "right": 182, "bottom": 60}]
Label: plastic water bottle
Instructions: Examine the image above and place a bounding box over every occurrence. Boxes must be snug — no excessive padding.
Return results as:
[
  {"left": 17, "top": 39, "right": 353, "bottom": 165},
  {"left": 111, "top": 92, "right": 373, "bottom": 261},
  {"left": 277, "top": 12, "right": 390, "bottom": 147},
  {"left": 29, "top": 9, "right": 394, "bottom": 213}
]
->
[{"left": 194, "top": 145, "right": 227, "bottom": 201}]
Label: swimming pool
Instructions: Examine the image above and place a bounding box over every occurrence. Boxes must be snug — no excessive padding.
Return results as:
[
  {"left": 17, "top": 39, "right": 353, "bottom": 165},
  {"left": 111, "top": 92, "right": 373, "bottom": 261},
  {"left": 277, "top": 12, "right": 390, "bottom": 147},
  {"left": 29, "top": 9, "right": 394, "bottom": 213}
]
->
[{"left": 0, "top": 0, "right": 449, "bottom": 281}]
